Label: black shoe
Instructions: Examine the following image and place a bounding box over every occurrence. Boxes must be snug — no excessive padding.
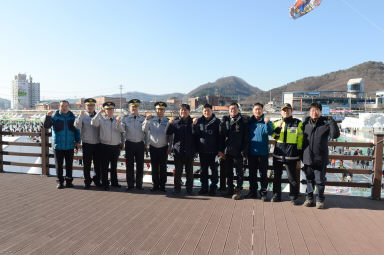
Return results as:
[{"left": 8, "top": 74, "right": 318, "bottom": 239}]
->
[
  {"left": 291, "top": 199, "right": 300, "bottom": 205},
  {"left": 65, "top": 182, "right": 74, "bottom": 188},
  {"left": 135, "top": 186, "right": 144, "bottom": 191},
  {"left": 208, "top": 189, "right": 216, "bottom": 196},
  {"left": 84, "top": 183, "right": 90, "bottom": 189},
  {"left": 271, "top": 196, "right": 281, "bottom": 202},
  {"left": 186, "top": 190, "right": 194, "bottom": 196},
  {"left": 261, "top": 194, "right": 268, "bottom": 202},
  {"left": 104, "top": 186, "right": 110, "bottom": 191},
  {"left": 57, "top": 183, "right": 64, "bottom": 189},
  {"left": 159, "top": 187, "right": 167, "bottom": 192},
  {"left": 223, "top": 189, "right": 234, "bottom": 197},
  {"left": 246, "top": 191, "right": 258, "bottom": 199},
  {"left": 150, "top": 187, "right": 159, "bottom": 192},
  {"left": 198, "top": 189, "right": 208, "bottom": 195},
  {"left": 172, "top": 189, "right": 181, "bottom": 195},
  {"left": 93, "top": 181, "right": 103, "bottom": 187},
  {"left": 111, "top": 183, "right": 121, "bottom": 188}
]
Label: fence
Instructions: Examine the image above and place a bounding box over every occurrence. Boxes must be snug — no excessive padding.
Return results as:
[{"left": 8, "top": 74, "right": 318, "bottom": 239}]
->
[{"left": 0, "top": 125, "right": 383, "bottom": 199}]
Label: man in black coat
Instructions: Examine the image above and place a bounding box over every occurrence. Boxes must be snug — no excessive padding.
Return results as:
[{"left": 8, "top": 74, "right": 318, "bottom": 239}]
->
[
  {"left": 193, "top": 104, "right": 222, "bottom": 196},
  {"left": 302, "top": 102, "right": 340, "bottom": 209},
  {"left": 219, "top": 102, "right": 249, "bottom": 200},
  {"left": 166, "top": 104, "right": 197, "bottom": 195}
]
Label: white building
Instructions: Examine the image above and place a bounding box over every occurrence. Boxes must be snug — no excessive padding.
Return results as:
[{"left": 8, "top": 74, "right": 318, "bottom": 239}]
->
[{"left": 11, "top": 74, "right": 40, "bottom": 109}]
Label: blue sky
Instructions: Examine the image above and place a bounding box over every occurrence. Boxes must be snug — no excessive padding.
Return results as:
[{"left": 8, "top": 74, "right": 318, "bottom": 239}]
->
[{"left": 0, "top": 0, "right": 383, "bottom": 100}]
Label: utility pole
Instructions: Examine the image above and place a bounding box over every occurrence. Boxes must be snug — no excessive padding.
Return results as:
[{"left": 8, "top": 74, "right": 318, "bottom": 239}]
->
[{"left": 119, "top": 84, "right": 123, "bottom": 112}]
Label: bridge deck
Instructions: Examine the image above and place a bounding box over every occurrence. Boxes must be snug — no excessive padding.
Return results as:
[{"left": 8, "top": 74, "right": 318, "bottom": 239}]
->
[{"left": 0, "top": 173, "right": 383, "bottom": 255}]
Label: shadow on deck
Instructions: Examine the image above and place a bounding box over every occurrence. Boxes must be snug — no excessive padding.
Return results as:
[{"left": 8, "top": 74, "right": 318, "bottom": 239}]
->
[{"left": 0, "top": 172, "right": 383, "bottom": 255}]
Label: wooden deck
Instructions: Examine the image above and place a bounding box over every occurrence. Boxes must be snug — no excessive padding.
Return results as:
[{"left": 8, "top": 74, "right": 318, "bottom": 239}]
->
[{"left": 0, "top": 173, "right": 383, "bottom": 255}]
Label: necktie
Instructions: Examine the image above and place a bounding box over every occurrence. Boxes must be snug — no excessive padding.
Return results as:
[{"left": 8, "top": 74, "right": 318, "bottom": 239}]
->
[
  {"left": 134, "top": 116, "right": 137, "bottom": 119},
  {"left": 158, "top": 119, "right": 161, "bottom": 124},
  {"left": 110, "top": 118, "right": 113, "bottom": 122}
]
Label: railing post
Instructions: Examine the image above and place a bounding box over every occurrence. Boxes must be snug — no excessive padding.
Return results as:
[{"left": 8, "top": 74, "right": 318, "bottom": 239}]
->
[
  {"left": 0, "top": 125, "right": 3, "bottom": 173},
  {"left": 41, "top": 127, "right": 49, "bottom": 176},
  {"left": 371, "top": 133, "right": 384, "bottom": 200}
]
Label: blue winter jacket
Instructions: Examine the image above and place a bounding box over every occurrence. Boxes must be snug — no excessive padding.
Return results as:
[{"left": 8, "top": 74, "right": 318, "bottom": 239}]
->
[
  {"left": 248, "top": 114, "right": 274, "bottom": 156},
  {"left": 43, "top": 110, "right": 80, "bottom": 150}
]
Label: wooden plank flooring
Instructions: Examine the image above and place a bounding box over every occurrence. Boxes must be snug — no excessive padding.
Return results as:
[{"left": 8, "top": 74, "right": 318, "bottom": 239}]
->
[{"left": 0, "top": 172, "right": 383, "bottom": 255}]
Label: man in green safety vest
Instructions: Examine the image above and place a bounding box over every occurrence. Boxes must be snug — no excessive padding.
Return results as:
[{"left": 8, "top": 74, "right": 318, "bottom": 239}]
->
[{"left": 271, "top": 103, "right": 303, "bottom": 205}]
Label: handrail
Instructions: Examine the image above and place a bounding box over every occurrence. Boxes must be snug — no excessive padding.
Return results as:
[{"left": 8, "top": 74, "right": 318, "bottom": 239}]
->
[{"left": 0, "top": 125, "right": 382, "bottom": 199}]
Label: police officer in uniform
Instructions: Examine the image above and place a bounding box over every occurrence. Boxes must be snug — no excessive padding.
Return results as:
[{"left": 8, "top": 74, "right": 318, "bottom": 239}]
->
[
  {"left": 121, "top": 99, "right": 146, "bottom": 190},
  {"left": 193, "top": 103, "right": 222, "bottom": 196},
  {"left": 271, "top": 103, "right": 303, "bottom": 204},
  {"left": 91, "top": 102, "right": 124, "bottom": 190},
  {"left": 142, "top": 102, "right": 172, "bottom": 192},
  {"left": 74, "top": 98, "right": 102, "bottom": 189}
]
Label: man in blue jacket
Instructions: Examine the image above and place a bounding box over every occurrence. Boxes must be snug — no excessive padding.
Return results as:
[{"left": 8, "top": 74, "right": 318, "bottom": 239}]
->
[
  {"left": 166, "top": 104, "right": 197, "bottom": 195},
  {"left": 44, "top": 100, "right": 80, "bottom": 189},
  {"left": 193, "top": 104, "right": 222, "bottom": 196},
  {"left": 247, "top": 103, "right": 274, "bottom": 201}
]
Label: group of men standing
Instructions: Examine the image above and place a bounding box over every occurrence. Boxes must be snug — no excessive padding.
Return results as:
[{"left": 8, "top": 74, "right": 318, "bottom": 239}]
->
[{"left": 44, "top": 98, "right": 339, "bottom": 209}]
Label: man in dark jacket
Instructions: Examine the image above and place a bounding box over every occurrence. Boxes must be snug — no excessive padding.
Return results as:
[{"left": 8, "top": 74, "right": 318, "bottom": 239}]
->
[
  {"left": 193, "top": 104, "right": 222, "bottom": 196},
  {"left": 166, "top": 104, "right": 197, "bottom": 195},
  {"left": 43, "top": 100, "right": 80, "bottom": 189},
  {"left": 219, "top": 102, "right": 249, "bottom": 200},
  {"left": 302, "top": 102, "right": 340, "bottom": 209},
  {"left": 247, "top": 103, "right": 274, "bottom": 201}
]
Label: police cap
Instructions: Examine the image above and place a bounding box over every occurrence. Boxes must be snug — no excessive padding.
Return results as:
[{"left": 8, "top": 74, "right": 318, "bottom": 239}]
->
[
  {"left": 128, "top": 99, "right": 141, "bottom": 106},
  {"left": 103, "top": 101, "right": 115, "bottom": 109},
  {"left": 154, "top": 101, "right": 167, "bottom": 109},
  {"left": 84, "top": 98, "right": 96, "bottom": 105},
  {"left": 281, "top": 103, "right": 292, "bottom": 110}
]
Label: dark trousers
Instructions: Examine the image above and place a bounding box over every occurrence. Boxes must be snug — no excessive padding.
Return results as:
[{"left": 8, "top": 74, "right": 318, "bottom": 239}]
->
[
  {"left": 225, "top": 154, "right": 244, "bottom": 191},
  {"left": 150, "top": 145, "right": 168, "bottom": 190},
  {"left": 82, "top": 143, "right": 101, "bottom": 185},
  {"left": 304, "top": 164, "right": 327, "bottom": 202},
  {"left": 125, "top": 141, "right": 145, "bottom": 188},
  {"left": 174, "top": 155, "right": 194, "bottom": 192},
  {"left": 54, "top": 149, "right": 74, "bottom": 184},
  {"left": 248, "top": 154, "right": 268, "bottom": 195},
  {"left": 100, "top": 144, "right": 120, "bottom": 187},
  {"left": 273, "top": 159, "right": 299, "bottom": 199},
  {"left": 199, "top": 153, "right": 218, "bottom": 191}
]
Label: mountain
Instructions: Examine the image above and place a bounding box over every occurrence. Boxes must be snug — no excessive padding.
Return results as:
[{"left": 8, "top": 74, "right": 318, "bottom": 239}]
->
[
  {"left": 243, "top": 61, "right": 384, "bottom": 104},
  {"left": 186, "top": 76, "right": 261, "bottom": 99},
  {"left": 102, "top": 92, "right": 185, "bottom": 102}
]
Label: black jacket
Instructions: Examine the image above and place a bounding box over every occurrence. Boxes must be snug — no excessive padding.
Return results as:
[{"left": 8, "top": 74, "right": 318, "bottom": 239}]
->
[
  {"left": 302, "top": 116, "right": 340, "bottom": 167},
  {"left": 194, "top": 114, "right": 222, "bottom": 154},
  {"left": 219, "top": 113, "right": 249, "bottom": 157},
  {"left": 166, "top": 116, "right": 197, "bottom": 157}
]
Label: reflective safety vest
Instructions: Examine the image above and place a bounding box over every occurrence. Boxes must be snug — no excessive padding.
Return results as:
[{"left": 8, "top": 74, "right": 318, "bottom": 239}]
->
[{"left": 272, "top": 117, "right": 303, "bottom": 160}]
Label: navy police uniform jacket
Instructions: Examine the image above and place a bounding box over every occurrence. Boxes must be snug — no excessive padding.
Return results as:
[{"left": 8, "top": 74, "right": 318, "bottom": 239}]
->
[
  {"left": 194, "top": 114, "right": 222, "bottom": 154},
  {"left": 219, "top": 114, "right": 249, "bottom": 157},
  {"left": 166, "top": 116, "right": 197, "bottom": 157}
]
